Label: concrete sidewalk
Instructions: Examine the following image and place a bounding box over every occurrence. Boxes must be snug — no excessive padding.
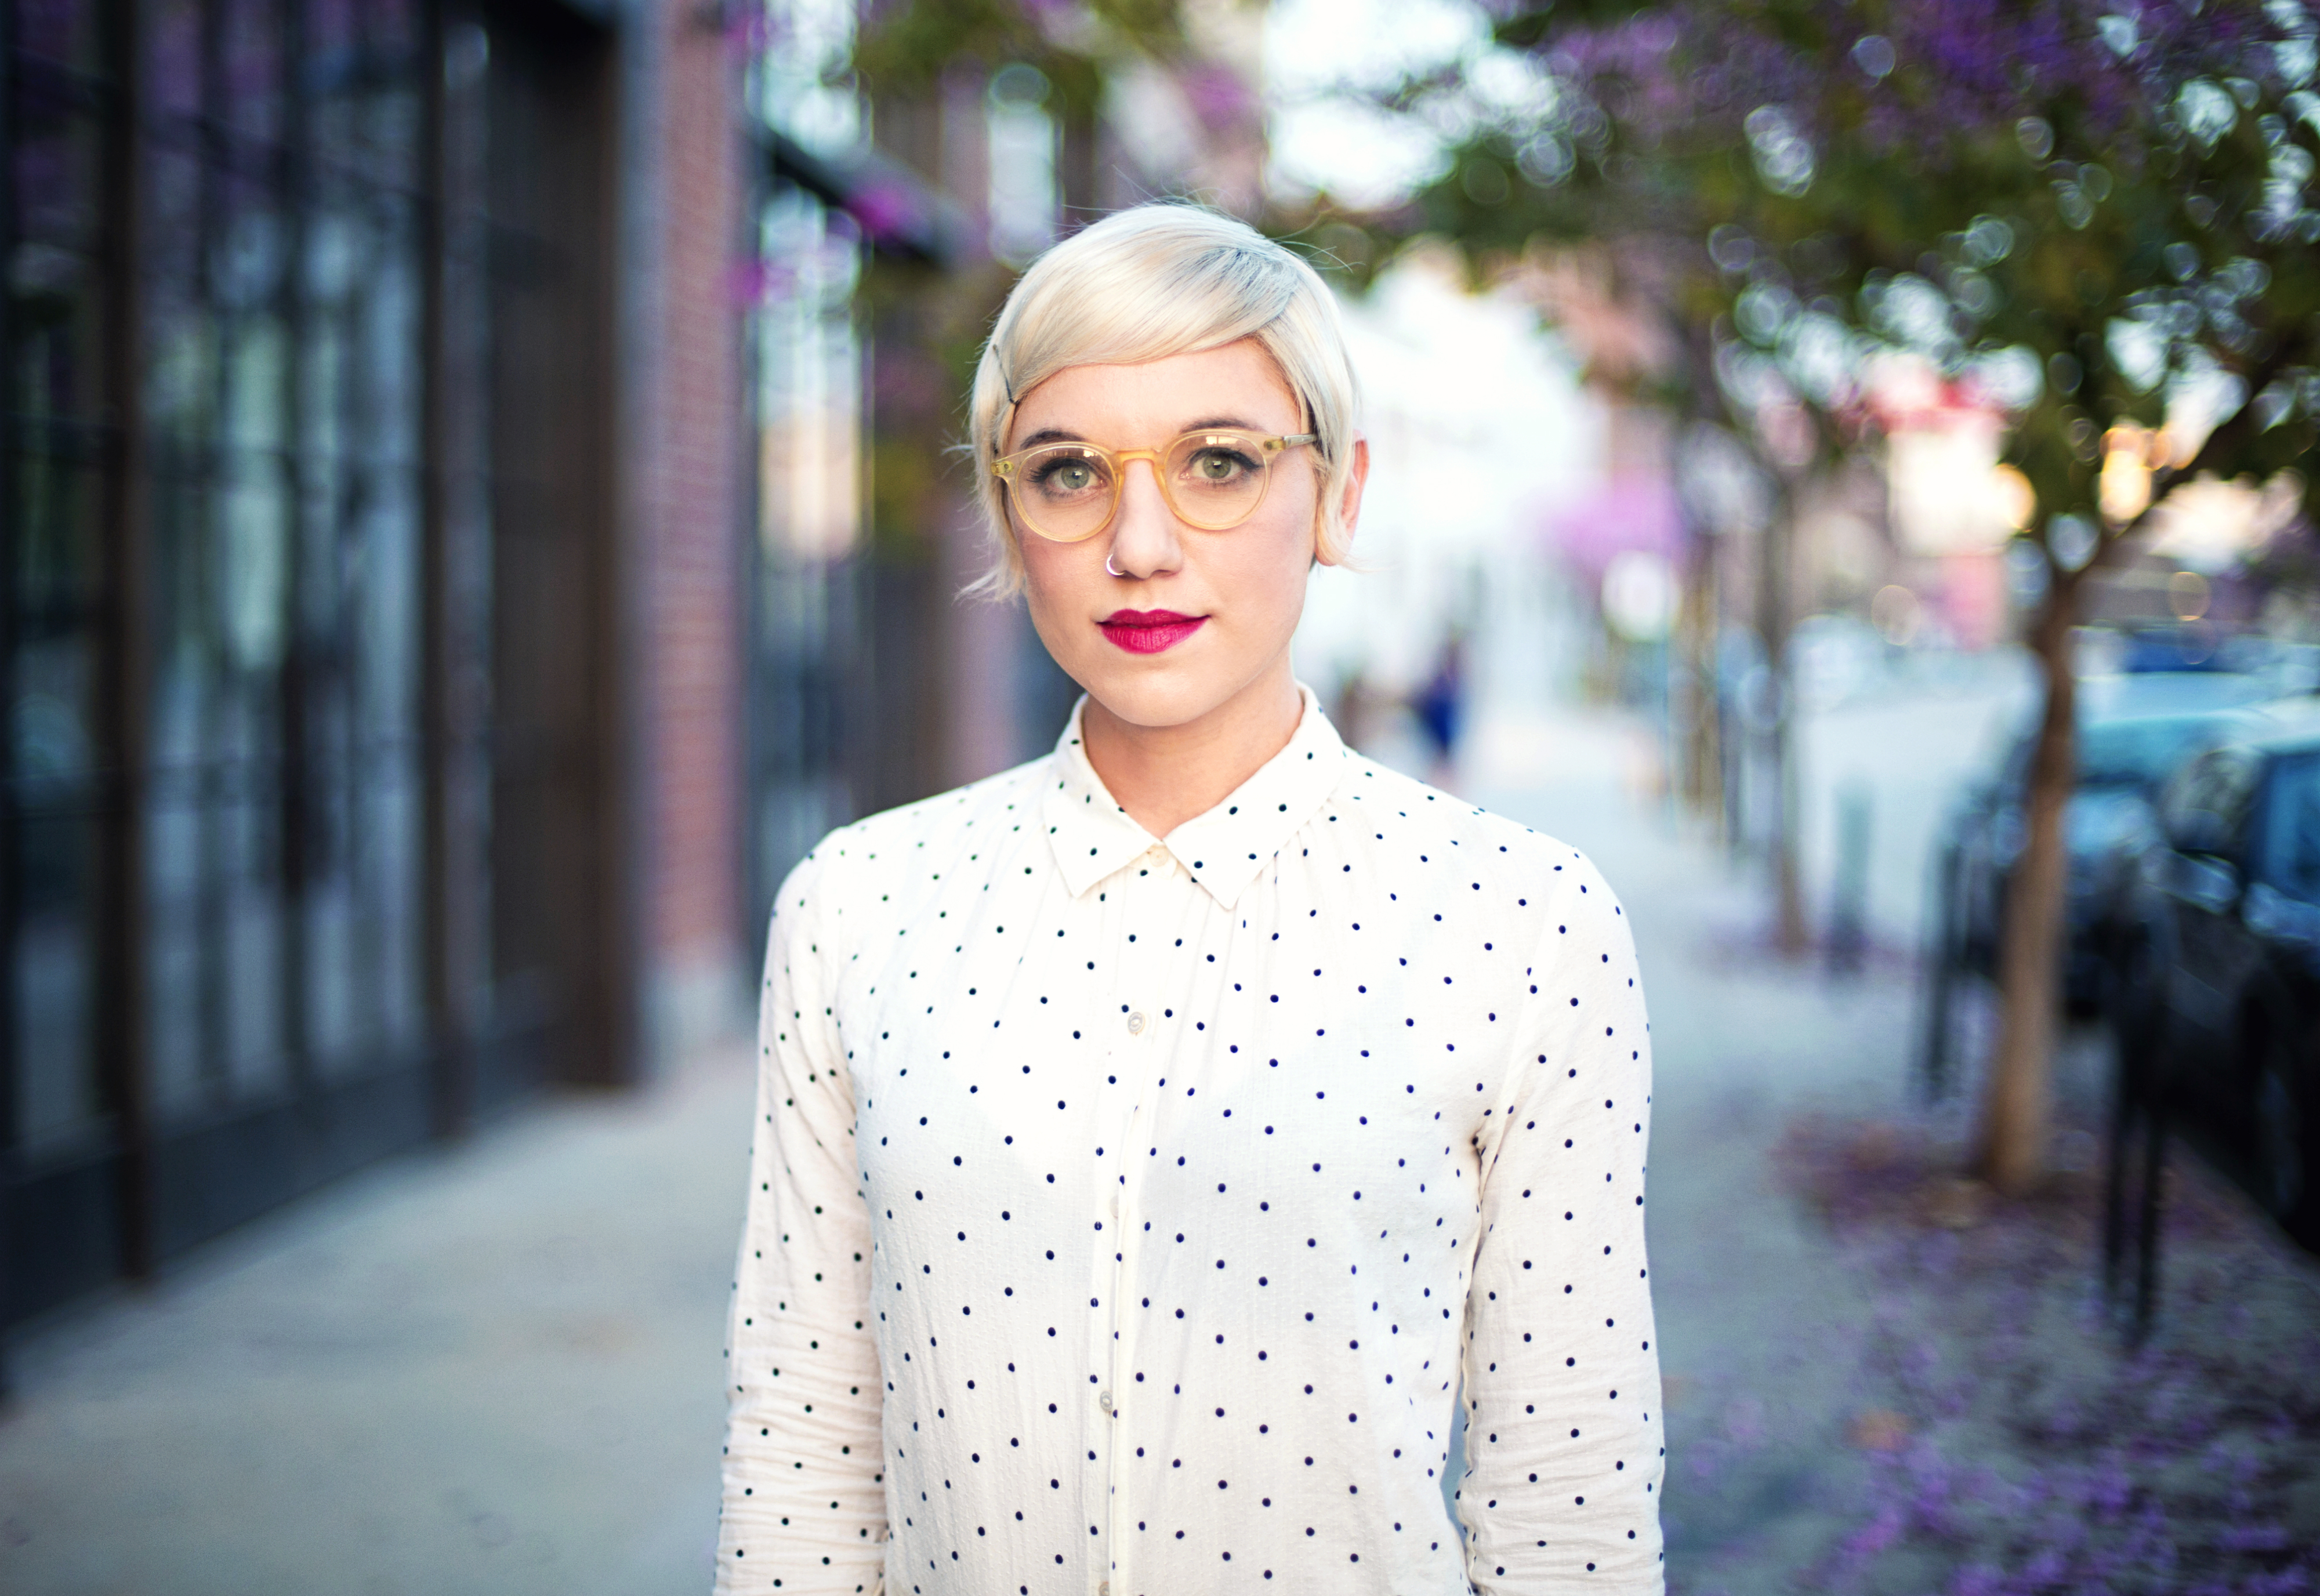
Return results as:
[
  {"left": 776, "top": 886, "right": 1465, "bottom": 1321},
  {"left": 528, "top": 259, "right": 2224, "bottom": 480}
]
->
[
  {"left": 0, "top": 1052, "right": 754, "bottom": 1596},
  {"left": 1476, "top": 710, "right": 1921, "bottom": 1594},
  {"left": 0, "top": 692, "right": 2018, "bottom": 1596}
]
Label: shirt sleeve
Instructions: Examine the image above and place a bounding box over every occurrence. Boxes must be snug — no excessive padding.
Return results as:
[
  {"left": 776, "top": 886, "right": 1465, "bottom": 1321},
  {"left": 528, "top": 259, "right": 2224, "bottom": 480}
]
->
[
  {"left": 716, "top": 847, "right": 888, "bottom": 1594},
  {"left": 1458, "top": 857, "right": 1665, "bottom": 1593}
]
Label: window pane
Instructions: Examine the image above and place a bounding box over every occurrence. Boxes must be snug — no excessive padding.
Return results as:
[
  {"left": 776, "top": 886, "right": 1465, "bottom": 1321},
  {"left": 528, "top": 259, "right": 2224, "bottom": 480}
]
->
[
  {"left": 9, "top": 76, "right": 111, "bottom": 1160},
  {"left": 146, "top": 0, "right": 205, "bottom": 121},
  {"left": 2263, "top": 755, "right": 2320, "bottom": 904},
  {"left": 16, "top": 0, "right": 104, "bottom": 74},
  {"left": 222, "top": 0, "right": 285, "bottom": 148},
  {"left": 11, "top": 565, "right": 104, "bottom": 1159}
]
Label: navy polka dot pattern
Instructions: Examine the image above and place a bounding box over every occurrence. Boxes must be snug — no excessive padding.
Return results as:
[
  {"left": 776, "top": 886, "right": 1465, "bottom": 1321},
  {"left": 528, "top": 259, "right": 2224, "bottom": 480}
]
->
[{"left": 716, "top": 687, "right": 1663, "bottom": 1594}]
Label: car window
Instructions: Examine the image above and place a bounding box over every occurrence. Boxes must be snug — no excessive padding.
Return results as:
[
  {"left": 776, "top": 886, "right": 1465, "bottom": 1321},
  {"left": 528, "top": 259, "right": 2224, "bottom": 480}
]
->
[
  {"left": 2078, "top": 714, "right": 2236, "bottom": 788},
  {"left": 2162, "top": 746, "right": 2261, "bottom": 857},
  {"left": 1993, "top": 704, "right": 2252, "bottom": 798},
  {"left": 2259, "top": 753, "right": 2320, "bottom": 902}
]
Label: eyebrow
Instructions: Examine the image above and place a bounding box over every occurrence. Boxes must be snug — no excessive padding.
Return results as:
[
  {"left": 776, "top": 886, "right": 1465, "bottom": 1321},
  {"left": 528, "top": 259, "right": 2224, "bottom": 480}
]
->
[{"left": 1010, "top": 416, "right": 1272, "bottom": 452}]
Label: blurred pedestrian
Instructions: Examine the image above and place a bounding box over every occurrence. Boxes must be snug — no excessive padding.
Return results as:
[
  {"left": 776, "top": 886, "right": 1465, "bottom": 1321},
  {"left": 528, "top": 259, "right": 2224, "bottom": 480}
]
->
[
  {"left": 716, "top": 204, "right": 1664, "bottom": 1595},
  {"left": 1413, "top": 627, "right": 1469, "bottom": 788}
]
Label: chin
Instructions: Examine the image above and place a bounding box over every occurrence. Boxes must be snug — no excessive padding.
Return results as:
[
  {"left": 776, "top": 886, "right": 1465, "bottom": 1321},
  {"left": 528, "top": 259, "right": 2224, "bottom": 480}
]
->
[
  {"left": 1083, "top": 622, "right": 1306, "bottom": 728},
  {"left": 1077, "top": 667, "right": 1237, "bottom": 731}
]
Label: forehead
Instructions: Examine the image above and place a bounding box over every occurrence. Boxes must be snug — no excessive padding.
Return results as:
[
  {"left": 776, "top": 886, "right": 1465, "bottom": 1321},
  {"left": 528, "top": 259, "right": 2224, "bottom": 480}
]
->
[{"left": 1006, "top": 339, "right": 1299, "bottom": 449}]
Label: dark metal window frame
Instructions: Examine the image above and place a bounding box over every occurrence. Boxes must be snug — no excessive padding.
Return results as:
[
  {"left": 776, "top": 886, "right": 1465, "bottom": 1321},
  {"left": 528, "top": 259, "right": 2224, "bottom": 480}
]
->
[{"left": 2, "top": 0, "right": 633, "bottom": 1336}]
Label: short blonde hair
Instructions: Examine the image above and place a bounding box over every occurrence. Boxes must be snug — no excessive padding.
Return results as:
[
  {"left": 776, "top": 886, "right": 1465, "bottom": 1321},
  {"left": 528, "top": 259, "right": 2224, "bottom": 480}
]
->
[{"left": 967, "top": 203, "right": 1362, "bottom": 598}]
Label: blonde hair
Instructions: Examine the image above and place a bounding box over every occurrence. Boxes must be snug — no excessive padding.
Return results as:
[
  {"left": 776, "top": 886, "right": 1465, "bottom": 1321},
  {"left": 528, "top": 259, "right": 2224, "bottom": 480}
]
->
[{"left": 967, "top": 202, "right": 1362, "bottom": 598}]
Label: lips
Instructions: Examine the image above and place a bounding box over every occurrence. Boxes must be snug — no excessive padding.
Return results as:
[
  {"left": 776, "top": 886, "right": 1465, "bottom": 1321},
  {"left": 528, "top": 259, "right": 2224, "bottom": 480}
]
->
[{"left": 1099, "top": 609, "right": 1206, "bottom": 654}]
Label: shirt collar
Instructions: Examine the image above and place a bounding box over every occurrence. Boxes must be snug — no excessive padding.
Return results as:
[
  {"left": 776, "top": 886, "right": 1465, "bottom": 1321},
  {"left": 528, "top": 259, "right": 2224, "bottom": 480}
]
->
[{"left": 1042, "top": 683, "right": 1351, "bottom": 909}]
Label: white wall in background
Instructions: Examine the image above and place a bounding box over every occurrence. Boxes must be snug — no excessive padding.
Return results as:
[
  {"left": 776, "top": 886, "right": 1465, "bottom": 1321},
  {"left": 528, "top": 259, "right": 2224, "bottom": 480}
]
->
[{"left": 1293, "top": 255, "right": 1606, "bottom": 722}]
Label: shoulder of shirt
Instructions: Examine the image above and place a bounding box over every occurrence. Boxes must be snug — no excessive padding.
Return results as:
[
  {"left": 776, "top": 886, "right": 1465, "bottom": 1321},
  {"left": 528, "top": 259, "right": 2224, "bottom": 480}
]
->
[
  {"left": 1334, "top": 751, "right": 1618, "bottom": 903},
  {"left": 778, "top": 752, "right": 1057, "bottom": 912}
]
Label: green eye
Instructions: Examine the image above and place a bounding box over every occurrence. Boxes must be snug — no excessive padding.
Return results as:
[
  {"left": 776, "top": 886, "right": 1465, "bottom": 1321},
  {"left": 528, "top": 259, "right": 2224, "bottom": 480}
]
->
[
  {"left": 1035, "top": 458, "right": 1099, "bottom": 494},
  {"left": 1188, "top": 448, "right": 1256, "bottom": 484}
]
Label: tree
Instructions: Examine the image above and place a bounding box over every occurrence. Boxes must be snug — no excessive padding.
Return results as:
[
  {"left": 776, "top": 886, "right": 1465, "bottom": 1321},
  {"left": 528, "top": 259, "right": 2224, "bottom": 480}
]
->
[
  {"left": 853, "top": 0, "right": 1190, "bottom": 117},
  {"left": 1369, "top": 0, "right": 2320, "bottom": 1191}
]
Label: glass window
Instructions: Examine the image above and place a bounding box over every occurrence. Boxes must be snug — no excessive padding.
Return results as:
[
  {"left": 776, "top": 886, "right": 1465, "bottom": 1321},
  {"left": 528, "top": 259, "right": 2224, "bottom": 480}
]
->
[
  {"left": 129, "top": 0, "right": 426, "bottom": 1120},
  {"left": 746, "top": 184, "right": 861, "bottom": 916},
  {"left": 9, "top": 0, "right": 115, "bottom": 1161},
  {"left": 743, "top": 0, "right": 874, "bottom": 924},
  {"left": 2161, "top": 746, "right": 2261, "bottom": 859},
  {"left": 297, "top": 0, "right": 425, "bottom": 1075},
  {"left": 2078, "top": 713, "right": 2236, "bottom": 790},
  {"left": 2260, "top": 753, "right": 2320, "bottom": 904}
]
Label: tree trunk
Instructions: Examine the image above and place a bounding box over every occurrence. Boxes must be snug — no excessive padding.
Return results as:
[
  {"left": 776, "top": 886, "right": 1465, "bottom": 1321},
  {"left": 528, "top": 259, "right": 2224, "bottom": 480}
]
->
[
  {"left": 1757, "top": 492, "right": 1807, "bottom": 954},
  {"left": 1772, "top": 699, "right": 1806, "bottom": 954},
  {"left": 1679, "top": 521, "right": 1722, "bottom": 830},
  {"left": 1980, "top": 574, "right": 2079, "bottom": 1195}
]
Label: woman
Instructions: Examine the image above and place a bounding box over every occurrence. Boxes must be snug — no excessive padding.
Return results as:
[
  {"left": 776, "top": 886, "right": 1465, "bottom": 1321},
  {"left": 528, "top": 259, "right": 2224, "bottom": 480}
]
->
[{"left": 716, "top": 203, "right": 1662, "bottom": 1595}]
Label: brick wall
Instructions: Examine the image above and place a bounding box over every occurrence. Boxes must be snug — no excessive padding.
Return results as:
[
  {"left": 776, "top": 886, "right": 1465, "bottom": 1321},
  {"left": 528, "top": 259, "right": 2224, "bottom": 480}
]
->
[{"left": 640, "top": 0, "right": 747, "bottom": 1059}]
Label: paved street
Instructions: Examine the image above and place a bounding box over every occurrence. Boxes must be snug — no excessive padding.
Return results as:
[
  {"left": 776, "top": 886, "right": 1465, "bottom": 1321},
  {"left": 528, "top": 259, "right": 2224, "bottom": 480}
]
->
[{"left": 13, "top": 671, "right": 2313, "bottom": 1596}]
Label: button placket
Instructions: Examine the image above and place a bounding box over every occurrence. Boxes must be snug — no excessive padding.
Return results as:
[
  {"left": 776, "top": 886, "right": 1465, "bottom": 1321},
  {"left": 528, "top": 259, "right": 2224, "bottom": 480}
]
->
[
  {"left": 1081, "top": 880, "right": 1137, "bottom": 1593},
  {"left": 1103, "top": 854, "right": 1177, "bottom": 1596}
]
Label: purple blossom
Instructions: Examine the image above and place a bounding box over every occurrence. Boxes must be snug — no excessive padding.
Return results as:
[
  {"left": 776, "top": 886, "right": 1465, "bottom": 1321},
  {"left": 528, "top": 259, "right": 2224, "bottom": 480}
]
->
[
  {"left": 843, "top": 179, "right": 922, "bottom": 244},
  {"left": 1839, "top": 1501, "right": 1907, "bottom": 1561},
  {"left": 2218, "top": 1521, "right": 2294, "bottom": 1553},
  {"left": 1177, "top": 63, "right": 1252, "bottom": 130},
  {"left": 1527, "top": 0, "right": 2288, "bottom": 180},
  {"left": 2085, "top": 1457, "right": 2133, "bottom": 1519},
  {"left": 1764, "top": 1114, "right": 2320, "bottom": 1594},
  {"left": 1948, "top": 1563, "right": 2007, "bottom": 1596}
]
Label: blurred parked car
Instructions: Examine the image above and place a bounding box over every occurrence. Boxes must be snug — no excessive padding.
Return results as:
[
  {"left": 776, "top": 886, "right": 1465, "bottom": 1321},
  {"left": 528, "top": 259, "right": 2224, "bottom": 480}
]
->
[
  {"left": 1926, "top": 672, "right": 2281, "bottom": 1022},
  {"left": 2112, "top": 726, "right": 2320, "bottom": 1246}
]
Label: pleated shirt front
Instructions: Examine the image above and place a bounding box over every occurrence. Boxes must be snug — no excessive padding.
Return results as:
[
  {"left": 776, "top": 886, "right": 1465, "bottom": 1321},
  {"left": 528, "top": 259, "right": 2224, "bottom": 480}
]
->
[{"left": 716, "top": 688, "right": 1664, "bottom": 1596}]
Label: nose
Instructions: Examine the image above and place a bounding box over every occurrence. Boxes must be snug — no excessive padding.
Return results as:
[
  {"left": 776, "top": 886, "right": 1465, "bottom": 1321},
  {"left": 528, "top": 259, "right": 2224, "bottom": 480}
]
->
[{"left": 1104, "top": 455, "right": 1183, "bottom": 581}]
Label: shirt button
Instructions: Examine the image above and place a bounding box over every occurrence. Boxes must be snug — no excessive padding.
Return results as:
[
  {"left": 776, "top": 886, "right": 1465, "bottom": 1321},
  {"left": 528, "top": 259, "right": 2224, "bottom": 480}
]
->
[
  {"left": 1100, "top": 1583, "right": 1111, "bottom": 1596},
  {"left": 1099, "top": 1389, "right": 1114, "bottom": 1413},
  {"left": 1125, "top": 1011, "right": 1146, "bottom": 1036}
]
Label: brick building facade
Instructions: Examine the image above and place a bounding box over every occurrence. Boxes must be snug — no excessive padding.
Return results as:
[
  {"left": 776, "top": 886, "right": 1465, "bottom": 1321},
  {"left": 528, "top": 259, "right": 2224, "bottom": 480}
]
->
[
  {"left": 0, "top": 0, "right": 763, "bottom": 1330},
  {"left": 637, "top": 0, "right": 749, "bottom": 1059}
]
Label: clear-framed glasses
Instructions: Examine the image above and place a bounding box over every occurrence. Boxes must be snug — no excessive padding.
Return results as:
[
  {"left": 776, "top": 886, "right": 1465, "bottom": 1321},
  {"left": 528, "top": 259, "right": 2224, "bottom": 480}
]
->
[{"left": 991, "top": 428, "right": 1318, "bottom": 543}]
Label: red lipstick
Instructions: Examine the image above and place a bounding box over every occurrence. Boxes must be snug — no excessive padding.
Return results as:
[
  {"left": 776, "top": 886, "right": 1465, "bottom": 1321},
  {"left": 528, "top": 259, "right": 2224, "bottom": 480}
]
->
[{"left": 1099, "top": 609, "right": 1206, "bottom": 654}]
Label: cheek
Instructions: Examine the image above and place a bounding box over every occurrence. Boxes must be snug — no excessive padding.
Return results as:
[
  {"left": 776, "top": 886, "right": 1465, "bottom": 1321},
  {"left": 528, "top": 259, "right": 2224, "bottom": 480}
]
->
[
  {"left": 1222, "top": 498, "right": 1320, "bottom": 627},
  {"left": 1020, "top": 541, "right": 1097, "bottom": 652}
]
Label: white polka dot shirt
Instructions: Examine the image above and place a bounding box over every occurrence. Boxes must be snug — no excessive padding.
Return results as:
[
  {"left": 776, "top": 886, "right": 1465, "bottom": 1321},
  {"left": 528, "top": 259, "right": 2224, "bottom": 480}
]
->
[{"left": 717, "top": 687, "right": 1663, "bottom": 1595}]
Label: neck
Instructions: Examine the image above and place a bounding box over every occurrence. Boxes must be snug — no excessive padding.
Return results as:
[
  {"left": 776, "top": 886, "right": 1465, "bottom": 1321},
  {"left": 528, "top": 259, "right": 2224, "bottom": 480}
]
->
[{"left": 1081, "top": 659, "right": 1303, "bottom": 839}]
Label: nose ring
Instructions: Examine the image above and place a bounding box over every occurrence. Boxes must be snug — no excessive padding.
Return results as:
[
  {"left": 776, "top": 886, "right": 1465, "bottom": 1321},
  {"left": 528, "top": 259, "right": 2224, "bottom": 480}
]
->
[{"left": 1105, "top": 553, "right": 1126, "bottom": 578}]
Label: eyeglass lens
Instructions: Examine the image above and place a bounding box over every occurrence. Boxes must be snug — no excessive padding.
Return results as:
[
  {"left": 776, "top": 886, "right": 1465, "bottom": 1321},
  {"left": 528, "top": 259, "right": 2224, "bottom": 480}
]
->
[{"left": 1012, "top": 433, "right": 1274, "bottom": 541}]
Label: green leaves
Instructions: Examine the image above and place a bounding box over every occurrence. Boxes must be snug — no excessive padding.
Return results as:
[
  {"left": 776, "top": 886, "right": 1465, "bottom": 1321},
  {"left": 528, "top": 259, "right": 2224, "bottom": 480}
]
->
[
  {"left": 854, "top": 0, "right": 1185, "bottom": 111},
  {"left": 1377, "top": 0, "right": 2318, "bottom": 541}
]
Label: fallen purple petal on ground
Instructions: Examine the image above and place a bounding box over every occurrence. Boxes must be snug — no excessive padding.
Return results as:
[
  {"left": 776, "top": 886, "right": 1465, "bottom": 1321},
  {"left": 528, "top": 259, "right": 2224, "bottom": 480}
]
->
[{"left": 1706, "top": 1113, "right": 2320, "bottom": 1595}]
